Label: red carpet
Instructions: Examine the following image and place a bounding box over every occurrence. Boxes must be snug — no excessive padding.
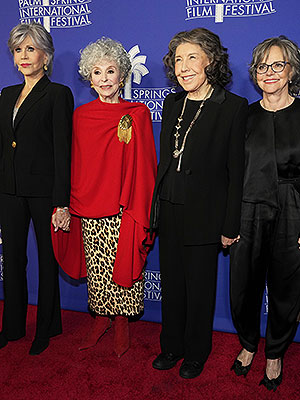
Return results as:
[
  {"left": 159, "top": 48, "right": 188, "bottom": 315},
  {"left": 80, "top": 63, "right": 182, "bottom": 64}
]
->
[{"left": 0, "top": 301, "right": 299, "bottom": 400}]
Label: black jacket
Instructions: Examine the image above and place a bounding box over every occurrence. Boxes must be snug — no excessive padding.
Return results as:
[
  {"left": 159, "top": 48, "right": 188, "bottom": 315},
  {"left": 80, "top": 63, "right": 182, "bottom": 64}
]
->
[
  {"left": 0, "top": 75, "right": 74, "bottom": 206},
  {"left": 150, "top": 85, "right": 248, "bottom": 245}
]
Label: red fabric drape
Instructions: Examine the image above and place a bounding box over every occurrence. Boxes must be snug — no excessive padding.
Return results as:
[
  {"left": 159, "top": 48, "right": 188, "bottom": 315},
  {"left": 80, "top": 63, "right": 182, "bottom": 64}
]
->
[{"left": 52, "top": 98, "right": 157, "bottom": 287}]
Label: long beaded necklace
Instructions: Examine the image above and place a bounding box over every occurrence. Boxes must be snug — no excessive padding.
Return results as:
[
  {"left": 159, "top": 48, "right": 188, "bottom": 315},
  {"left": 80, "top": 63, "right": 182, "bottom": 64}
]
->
[{"left": 173, "top": 85, "right": 213, "bottom": 172}]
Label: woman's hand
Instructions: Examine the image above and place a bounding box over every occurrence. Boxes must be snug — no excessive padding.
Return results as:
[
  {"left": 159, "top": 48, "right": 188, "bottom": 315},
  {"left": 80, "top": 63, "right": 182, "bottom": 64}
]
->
[
  {"left": 52, "top": 207, "right": 71, "bottom": 232},
  {"left": 298, "top": 237, "right": 300, "bottom": 249},
  {"left": 221, "top": 234, "right": 240, "bottom": 248}
]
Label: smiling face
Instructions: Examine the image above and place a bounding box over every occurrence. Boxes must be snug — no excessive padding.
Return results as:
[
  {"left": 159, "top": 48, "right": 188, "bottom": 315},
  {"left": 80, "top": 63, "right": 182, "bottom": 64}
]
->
[
  {"left": 174, "top": 42, "right": 211, "bottom": 99},
  {"left": 90, "top": 58, "right": 122, "bottom": 103},
  {"left": 256, "top": 45, "right": 292, "bottom": 97},
  {"left": 13, "top": 35, "right": 47, "bottom": 81}
]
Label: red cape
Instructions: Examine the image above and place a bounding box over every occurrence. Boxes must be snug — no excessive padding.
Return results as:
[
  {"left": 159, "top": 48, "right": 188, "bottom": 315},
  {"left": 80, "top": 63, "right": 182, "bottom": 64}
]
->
[{"left": 52, "top": 98, "right": 157, "bottom": 287}]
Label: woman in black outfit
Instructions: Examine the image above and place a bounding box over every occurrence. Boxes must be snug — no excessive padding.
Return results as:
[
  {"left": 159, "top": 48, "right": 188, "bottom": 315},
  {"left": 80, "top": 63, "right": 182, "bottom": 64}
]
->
[
  {"left": 230, "top": 36, "right": 300, "bottom": 391},
  {"left": 150, "top": 28, "right": 248, "bottom": 379},
  {"left": 0, "top": 23, "right": 73, "bottom": 355}
]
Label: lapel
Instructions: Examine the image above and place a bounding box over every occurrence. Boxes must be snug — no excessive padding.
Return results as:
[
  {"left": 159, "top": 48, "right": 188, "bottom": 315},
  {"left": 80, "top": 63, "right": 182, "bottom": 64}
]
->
[
  {"left": 191, "top": 85, "right": 226, "bottom": 131},
  {"left": 206, "top": 84, "right": 226, "bottom": 106},
  {"left": 13, "top": 74, "right": 50, "bottom": 131},
  {"left": 160, "top": 85, "right": 227, "bottom": 166},
  {"left": 166, "top": 85, "right": 226, "bottom": 128},
  {"left": 3, "top": 84, "right": 24, "bottom": 133},
  {"left": 163, "top": 85, "right": 226, "bottom": 145},
  {"left": 163, "top": 91, "right": 186, "bottom": 148}
]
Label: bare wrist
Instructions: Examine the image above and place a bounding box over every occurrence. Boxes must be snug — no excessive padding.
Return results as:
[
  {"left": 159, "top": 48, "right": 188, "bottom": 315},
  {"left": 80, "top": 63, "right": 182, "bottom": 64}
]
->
[{"left": 57, "top": 206, "right": 69, "bottom": 212}]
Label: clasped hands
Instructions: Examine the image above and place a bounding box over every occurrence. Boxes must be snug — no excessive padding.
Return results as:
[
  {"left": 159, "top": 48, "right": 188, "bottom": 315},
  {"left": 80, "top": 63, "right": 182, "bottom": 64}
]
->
[
  {"left": 52, "top": 207, "right": 71, "bottom": 232},
  {"left": 221, "top": 234, "right": 240, "bottom": 248}
]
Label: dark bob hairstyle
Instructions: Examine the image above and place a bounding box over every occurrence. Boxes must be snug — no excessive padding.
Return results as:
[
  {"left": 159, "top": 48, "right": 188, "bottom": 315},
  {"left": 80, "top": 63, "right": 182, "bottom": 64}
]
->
[{"left": 163, "top": 27, "right": 232, "bottom": 88}]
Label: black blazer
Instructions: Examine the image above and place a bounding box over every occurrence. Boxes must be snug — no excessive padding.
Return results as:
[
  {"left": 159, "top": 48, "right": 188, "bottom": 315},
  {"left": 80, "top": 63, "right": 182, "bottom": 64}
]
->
[
  {"left": 150, "top": 85, "right": 248, "bottom": 245},
  {"left": 0, "top": 75, "right": 74, "bottom": 206}
]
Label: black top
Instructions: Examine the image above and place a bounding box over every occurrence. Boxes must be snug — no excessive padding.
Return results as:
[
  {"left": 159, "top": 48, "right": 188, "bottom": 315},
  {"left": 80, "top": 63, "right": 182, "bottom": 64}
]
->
[
  {"left": 243, "top": 98, "right": 300, "bottom": 208},
  {"left": 273, "top": 100, "right": 300, "bottom": 179},
  {"left": 160, "top": 99, "right": 203, "bottom": 204}
]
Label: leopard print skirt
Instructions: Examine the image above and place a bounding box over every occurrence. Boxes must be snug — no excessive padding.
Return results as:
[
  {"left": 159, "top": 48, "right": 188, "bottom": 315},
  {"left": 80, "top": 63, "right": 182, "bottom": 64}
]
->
[{"left": 81, "top": 211, "right": 144, "bottom": 316}]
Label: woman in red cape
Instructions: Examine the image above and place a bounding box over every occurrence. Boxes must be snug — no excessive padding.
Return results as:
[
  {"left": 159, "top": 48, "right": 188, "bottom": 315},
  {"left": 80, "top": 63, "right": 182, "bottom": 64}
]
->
[{"left": 52, "top": 37, "right": 157, "bottom": 357}]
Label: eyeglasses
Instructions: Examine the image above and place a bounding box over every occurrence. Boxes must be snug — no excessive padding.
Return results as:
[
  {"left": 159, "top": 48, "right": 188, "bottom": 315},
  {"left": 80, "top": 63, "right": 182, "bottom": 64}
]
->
[{"left": 256, "top": 61, "right": 290, "bottom": 74}]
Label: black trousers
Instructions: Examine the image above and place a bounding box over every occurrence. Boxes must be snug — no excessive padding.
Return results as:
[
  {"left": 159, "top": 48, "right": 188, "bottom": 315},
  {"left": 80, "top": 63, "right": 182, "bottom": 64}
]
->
[
  {"left": 230, "top": 183, "right": 300, "bottom": 359},
  {"left": 159, "top": 200, "right": 219, "bottom": 363},
  {"left": 0, "top": 193, "right": 62, "bottom": 341}
]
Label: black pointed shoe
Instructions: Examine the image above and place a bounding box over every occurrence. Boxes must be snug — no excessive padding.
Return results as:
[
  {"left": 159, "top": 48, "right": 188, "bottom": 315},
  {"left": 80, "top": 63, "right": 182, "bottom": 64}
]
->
[
  {"left": 259, "top": 360, "right": 283, "bottom": 392},
  {"left": 231, "top": 350, "right": 255, "bottom": 377},
  {"left": 152, "top": 352, "right": 183, "bottom": 370},
  {"left": 179, "top": 360, "right": 204, "bottom": 379}
]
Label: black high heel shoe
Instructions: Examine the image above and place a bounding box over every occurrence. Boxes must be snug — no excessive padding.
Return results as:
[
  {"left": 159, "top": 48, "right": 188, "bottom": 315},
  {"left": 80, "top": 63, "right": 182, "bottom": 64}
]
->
[
  {"left": 259, "top": 359, "right": 283, "bottom": 392},
  {"left": 231, "top": 350, "right": 255, "bottom": 378}
]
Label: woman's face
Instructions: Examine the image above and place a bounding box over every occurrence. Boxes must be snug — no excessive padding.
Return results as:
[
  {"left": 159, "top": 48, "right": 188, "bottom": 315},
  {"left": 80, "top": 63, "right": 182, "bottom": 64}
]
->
[
  {"left": 256, "top": 45, "right": 292, "bottom": 97},
  {"left": 14, "top": 36, "right": 47, "bottom": 81},
  {"left": 174, "top": 42, "right": 211, "bottom": 99},
  {"left": 90, "top": 58, "right": 122, "bottom": 103}
]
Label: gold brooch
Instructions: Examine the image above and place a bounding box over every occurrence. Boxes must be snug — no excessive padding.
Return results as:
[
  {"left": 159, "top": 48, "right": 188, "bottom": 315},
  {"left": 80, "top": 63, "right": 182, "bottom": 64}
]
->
[{"left": 118, "top": 114, "right": 133, "bottom": 144}]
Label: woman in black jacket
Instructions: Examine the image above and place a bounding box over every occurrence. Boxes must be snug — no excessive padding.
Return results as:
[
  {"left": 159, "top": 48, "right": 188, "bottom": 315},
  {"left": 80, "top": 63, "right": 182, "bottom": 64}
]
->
[
  {"left": 0, "top": 23, "right": 73, "bottom": 355},
  {"left": 151, "top": 28, "right": 248, "bottom": 379}
]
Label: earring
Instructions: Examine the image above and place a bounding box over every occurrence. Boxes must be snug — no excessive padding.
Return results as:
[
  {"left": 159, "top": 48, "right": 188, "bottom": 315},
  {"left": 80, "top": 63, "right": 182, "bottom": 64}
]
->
[
  {"left": 18, "top": 65, "right": 21, "bottom": 71},
  {"left": 119, "top": 81, "right": 124, "bottom": 89},
  {"left": 90, "top": 81, "right": 94, "bottom": 89},
  {"left": 43, "top": 64, "right": 48, "bottom": 71}
]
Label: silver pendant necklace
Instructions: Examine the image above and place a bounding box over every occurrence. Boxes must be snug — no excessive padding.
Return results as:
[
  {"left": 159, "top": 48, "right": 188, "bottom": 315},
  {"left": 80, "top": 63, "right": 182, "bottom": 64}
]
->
[{"left": 173, "top": 86, "right": 213, "bottom": 172}]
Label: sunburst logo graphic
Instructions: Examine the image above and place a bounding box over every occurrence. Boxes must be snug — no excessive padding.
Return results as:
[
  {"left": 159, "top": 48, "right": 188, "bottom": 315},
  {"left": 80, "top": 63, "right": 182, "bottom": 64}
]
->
[
  {"left": 185, "top": 0, "right": 276, "bottom": 23},
  {"left": 18, "top": 0, "right": 92, "bottom": 31},
  {"left": 124, "top": 45, "right": 149, "bottom": 100},
  {"left": 124, "top": 44, "right": 176, "bottom": 122}
]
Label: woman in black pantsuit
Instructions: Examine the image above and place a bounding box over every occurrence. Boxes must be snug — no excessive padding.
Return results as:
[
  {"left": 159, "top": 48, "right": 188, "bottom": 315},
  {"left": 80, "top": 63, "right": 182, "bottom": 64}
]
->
[
  {"left": 230, "top": 36, "right": 300, "bottom": 392},
  {"left": 0, "top": 23, "right": 73, "bottom": 355},
  {"left": 150, "top": 28, "right": 247, "bottom": 379}
]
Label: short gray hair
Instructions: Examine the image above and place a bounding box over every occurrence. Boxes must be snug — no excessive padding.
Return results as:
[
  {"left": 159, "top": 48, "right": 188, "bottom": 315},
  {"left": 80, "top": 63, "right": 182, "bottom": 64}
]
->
[
  {"left": 78, "top": 37, "right": 131, "bottom": 82},
  {"left": 8, "top": 23, "right": 54, "bottom": 75},
  {"left": 249, "top": 35, "right": 300, "bottom": 96}
]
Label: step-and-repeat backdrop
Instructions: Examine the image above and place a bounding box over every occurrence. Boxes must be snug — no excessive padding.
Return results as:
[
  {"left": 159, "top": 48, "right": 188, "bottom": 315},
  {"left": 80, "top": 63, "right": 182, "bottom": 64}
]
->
[{"left": 0, "top": 0, "right": 299, "bottom": 341}]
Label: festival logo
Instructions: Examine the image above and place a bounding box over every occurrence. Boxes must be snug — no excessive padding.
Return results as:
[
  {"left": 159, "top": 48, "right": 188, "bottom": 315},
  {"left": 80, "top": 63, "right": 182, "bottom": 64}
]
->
[
  {"left": 144, "top": 270, "right": 161, "bottom": 302},
  {"left": 18, "top": 0, "right": 92, "bottom": 31},
  {"left": 185, "top": 0, "right": 276, "bottom": 23},
  {"left": 124, "top": 44, "right": 176, "bottom": 122}
]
